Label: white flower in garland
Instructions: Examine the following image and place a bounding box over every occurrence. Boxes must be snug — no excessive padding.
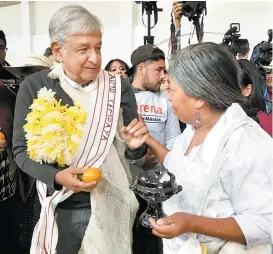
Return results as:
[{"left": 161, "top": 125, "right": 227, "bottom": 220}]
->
[
  {"left": 48, "top": 62, "right": 63, "bottom": 80},
  {"left": 24, "top": 87, "right": 87, "bottom": 167}
]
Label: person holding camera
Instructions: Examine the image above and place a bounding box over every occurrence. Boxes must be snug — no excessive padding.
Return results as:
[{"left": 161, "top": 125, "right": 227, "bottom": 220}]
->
[{"left": 169, "top": 2, "right": 183, "bottom": 56}]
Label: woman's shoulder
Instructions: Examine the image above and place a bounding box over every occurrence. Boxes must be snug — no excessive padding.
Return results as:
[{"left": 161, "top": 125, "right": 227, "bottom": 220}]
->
[
  {"left": 229, "top": 121, "right": 273, "bottom": 148},
  {"left": 222, "top": 122, "right": 273, "bottom": 173}
]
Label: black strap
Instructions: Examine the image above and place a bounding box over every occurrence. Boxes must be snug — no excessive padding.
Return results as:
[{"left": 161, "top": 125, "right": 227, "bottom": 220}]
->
[{"left": 170, "top": 13, "right": 177, "bottom": 55}]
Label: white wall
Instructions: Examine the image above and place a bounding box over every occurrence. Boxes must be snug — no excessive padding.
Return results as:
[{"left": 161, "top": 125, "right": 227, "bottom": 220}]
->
[
  {"left": 153, "top": 1, "right": 273, "bottom": 60},
  {"left": 1, "top": 1, "right": 272, "bottom": 67}
]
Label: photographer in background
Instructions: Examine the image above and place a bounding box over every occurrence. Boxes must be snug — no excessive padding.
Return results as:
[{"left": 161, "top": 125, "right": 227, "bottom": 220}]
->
[
  {"left": 169, "top": 2, "right": 188, "bottom": 132},
  {"left": 169, "top": 2, "right": 183, "bottom": 55}
]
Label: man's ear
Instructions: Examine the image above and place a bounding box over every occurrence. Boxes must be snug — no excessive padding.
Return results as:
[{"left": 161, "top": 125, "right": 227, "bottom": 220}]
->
[
  {"left": 242, "top": 84, "right": 252, "bottom": 97},
  {"left": 137, "top": 63, "right": 146, "bottom": 77},
  {"left": 51, "top": 42, "right": 63, "bottom": 62}
]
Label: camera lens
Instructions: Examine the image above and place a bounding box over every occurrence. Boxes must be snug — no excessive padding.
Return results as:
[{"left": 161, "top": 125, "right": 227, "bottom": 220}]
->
[{"left": 182, "top": 4, "right": 193, "bottom": 17}]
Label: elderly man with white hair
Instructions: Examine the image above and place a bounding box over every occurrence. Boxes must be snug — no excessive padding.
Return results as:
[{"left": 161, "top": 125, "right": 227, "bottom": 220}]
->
[{"left": 13, "top": 5, "right": 149, "bottom": 254}]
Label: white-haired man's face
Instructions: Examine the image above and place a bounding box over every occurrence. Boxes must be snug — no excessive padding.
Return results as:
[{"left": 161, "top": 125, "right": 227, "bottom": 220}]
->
[{"left": 52, "top": 31, "right": 102, "bottom": 84}]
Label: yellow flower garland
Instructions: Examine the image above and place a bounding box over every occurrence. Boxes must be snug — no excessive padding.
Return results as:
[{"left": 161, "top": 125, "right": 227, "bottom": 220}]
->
[{"left": 24, "top": 87, "right": 86, "bottom": 167}]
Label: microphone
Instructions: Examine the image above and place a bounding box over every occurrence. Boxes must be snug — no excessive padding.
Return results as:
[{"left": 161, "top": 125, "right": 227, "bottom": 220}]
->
[{"left": 224, "top": 26, "right": 237, "bottom": 36}]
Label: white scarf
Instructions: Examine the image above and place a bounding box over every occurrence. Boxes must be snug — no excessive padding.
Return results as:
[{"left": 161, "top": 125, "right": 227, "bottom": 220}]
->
[{"left": 31, "top": 70, "right": 133, "bottom": 254}]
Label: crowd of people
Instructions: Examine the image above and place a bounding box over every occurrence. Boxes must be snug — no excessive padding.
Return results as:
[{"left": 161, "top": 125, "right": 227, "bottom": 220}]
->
[{"left": 0, "top": 2, "right": 272, "bottom": 254}]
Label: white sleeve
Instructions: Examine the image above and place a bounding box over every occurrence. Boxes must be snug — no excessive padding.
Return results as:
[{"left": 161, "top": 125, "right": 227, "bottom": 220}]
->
[
  {"left": 164, "top": 100, "right": 181, "bottom": 150},
  {"left": 220, "top": 129, "right": 273, "bottom": 249}
]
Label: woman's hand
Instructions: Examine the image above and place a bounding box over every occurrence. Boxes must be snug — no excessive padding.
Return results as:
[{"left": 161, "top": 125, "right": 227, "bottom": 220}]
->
[
  {"left": 150, "top": 212, "right": 247, "bottom": 244},
  {"left": 150, "top": 212, "right": 194, "bottom": 238},
  {"left": 120, "top": 115, "right": 150, "bottom": 150}
]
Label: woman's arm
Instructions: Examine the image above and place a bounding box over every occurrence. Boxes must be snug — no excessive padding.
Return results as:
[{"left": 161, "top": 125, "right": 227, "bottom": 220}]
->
[
  {"left": 192, "top": 215, "right": 246, "bottom": 243},
  {"left": 145, "top": 136, "right": 169, "bottom": 164},
  {"left": 150, "top": 212, "right": 246, "bottom": 244}
]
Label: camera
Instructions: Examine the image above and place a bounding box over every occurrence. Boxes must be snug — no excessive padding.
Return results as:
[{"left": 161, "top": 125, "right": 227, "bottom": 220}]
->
[
  {"left": 250, "top": 29, "right": 272, "bottom": 75},
  {"left": 180, "top": 1, "right": 206, "bottom": 20},
  {"left": 135, "top": 1, "right": 157, "bottom": 10},
  {"left": 135, "top": 1, "right": 163, "bottom": 45},
  {"left": 178, "top": 1, "right": 207, "bottom": 43},
  {"left": 221, "top": 23, "right": 249, "bottom": 55}
]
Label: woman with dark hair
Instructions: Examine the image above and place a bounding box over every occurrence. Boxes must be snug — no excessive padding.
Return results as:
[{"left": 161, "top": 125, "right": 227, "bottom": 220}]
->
[
  {"left": 237, "top": 59, "right": 266, "bottom": 122},
  {"left": 132, "top": 42, "right": 272, "bottom": 253},
  {"left": 104, "top": 59, "right": 130, "bottom": 79},
  {"left": 238, "top": 59, "right": 265, "bottom": 110}
]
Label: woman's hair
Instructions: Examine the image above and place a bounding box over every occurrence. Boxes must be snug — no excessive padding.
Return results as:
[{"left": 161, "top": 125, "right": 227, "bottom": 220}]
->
[
  {"left": 0, "top": 30, "right": 6, "bottom": 47},
  {"left": 104, "top": 59, "right": 130, "bottom": 72},
  {"left": 168, "top": 42, "right": 245, "bottom": 112},
  {"left": 238, "top": 59, "right": 266, "bottom": 111}
]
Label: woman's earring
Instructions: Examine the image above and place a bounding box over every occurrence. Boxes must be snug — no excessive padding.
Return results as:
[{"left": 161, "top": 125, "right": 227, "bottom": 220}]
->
[{"left": 194, "top": 111, "right": 201, "bottom": 125}]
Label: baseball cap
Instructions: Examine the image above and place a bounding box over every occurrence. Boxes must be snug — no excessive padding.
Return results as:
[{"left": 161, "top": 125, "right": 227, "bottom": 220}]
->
[{"left": 125, "top": 44, "right": 165, "bottom": 76}]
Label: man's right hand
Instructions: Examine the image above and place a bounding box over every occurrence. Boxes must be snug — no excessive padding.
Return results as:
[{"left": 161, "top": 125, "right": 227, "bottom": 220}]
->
[
  {"left": 143, "top": 149, "right": 159, "bottom": 169},
  {"left": 173, "top": 1, "right": 183, "bottom": 28},
  {"left": 55, "top": 166, "right": 98, "bottom": 193}
]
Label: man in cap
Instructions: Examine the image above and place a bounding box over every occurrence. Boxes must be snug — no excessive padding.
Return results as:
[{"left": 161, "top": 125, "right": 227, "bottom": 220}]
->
[{"left": 126, "top": 44, "right": 181, "bottom": 254}]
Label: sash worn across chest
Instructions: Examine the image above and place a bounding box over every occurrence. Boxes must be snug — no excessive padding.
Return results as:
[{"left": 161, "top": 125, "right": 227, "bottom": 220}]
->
[{"left": 31, "top": 70, "right": 121, "bottom": 254}]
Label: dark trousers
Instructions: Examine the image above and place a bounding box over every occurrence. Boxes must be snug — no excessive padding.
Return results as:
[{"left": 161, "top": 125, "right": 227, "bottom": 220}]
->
[
  {"left": 133, "top": 195, "right": 163, "bottom": 254},
  {"left": 0, "top": 184, "right": 23, "bottom": 254},
  {"left": 55, "top": 206, "right": 91, "bottom": 254}
]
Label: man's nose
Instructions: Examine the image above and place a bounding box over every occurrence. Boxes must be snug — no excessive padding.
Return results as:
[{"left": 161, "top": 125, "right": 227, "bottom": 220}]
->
[{"left": 88, "top": 51, "right": 99, "bottom": 63}]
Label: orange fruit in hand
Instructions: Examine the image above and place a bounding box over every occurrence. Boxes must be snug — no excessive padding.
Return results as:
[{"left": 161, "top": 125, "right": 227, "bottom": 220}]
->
[
  {"left": 0, "top": 132, "right": 6, "bottom": 140},
  {"left": 81, "top": 167, "right": 102, "bottom": 183}
]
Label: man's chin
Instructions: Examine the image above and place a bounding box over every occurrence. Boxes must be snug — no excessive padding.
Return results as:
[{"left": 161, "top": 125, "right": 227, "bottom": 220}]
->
[{"left": 83, "top": 72, "right": 100, "bottom": 82}]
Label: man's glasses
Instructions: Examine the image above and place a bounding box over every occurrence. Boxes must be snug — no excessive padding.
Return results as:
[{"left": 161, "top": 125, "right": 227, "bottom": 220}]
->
[{"left": 0, "top": 46, "right": 8, "bottom": 52}]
